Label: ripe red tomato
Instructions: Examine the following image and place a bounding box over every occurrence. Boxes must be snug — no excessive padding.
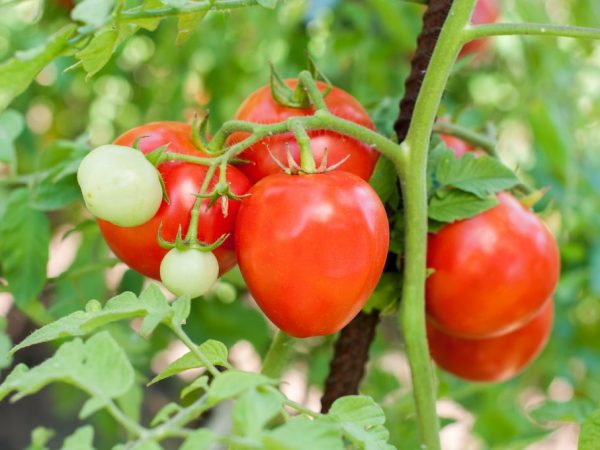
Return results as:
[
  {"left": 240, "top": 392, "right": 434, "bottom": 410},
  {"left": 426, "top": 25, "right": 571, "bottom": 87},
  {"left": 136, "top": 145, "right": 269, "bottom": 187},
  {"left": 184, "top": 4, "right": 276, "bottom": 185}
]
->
[
  {"left": 97, "top": 122, "right": 251, "bottom": 280},
  {"left": 426, "top": 192, "right": 560, "bottom": 338},
  {"left": 460, "top": 0, "right": 500, "bottom": 58},
  {"left": 428, "top": 299, "right": 553, "bottom": 382},
  {"left": 235, "top": 171, "right": 389, "bottom": 337},
  {"left": 227, "top": 80, "right": 378, "bottom": 184}
]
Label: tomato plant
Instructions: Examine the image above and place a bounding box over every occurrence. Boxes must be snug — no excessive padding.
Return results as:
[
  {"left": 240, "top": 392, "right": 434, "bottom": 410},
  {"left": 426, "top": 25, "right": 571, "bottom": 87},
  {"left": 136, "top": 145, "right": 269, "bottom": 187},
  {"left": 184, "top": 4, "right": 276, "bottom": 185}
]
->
[
  {"left": 227, "top": 80, "right": 379, "bottom": 183},
  {"left": 235, "top": 171, "right": 389, "bottom": 337},
  {"left": 77, "top": 144, "right": 163, "bottom": 227},
  {"left": 426, "top": 192, "right": 560, "bottom": 338},
  {"left": 427, "top": 299, "right": 553, "bottom": 382},
  {"left": 97, "top": 123, "right": 251, "bottom": 280},
  {"left": 4, "top": 0, "right": 600, "bottom": 449}
]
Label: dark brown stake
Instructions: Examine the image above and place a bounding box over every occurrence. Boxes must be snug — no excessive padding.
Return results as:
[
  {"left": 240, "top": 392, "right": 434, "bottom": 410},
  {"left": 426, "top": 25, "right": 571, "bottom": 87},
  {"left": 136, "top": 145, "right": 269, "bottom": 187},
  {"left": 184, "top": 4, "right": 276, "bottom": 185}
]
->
[{"left": 320, "top": 0, "right": 455, "bottom": 413}]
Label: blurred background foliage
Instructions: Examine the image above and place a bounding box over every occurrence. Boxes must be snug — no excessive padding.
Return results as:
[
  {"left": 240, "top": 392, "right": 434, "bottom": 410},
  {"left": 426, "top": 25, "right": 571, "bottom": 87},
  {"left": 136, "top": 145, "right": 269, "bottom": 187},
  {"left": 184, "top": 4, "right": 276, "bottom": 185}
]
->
[{"left": 1, "top": 0, "right": 600, "bottom": 449}]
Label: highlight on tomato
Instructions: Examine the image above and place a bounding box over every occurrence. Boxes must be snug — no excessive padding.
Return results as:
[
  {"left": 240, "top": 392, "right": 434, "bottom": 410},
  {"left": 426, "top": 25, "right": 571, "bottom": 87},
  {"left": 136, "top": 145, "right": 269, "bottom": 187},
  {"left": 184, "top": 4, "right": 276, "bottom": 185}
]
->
[
  {"left": 427, "top": 299, "right": 554, "bottom": 382},
  {"left": 426, "top": 192, "right": 560, "bottom": 339},
  {"left": 96, "top": 122, "right": 251, "bottom": 280},
  {"left": 227, "top": 79, "right": 379, "bottom": 183},
  {"left": 235, "top": 171, "right": 389, "bottom": 338}
]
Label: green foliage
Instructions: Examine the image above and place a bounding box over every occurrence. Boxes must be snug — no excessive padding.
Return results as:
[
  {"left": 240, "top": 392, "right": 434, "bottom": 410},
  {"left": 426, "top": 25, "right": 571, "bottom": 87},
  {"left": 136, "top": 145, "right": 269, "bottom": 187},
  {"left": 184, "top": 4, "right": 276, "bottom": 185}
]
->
[
  {"left": 0, "top": 25, "right": 76, "bottom": 114},
  {"left": 0, "top": 189, "right": 51, "bottom": 308}
]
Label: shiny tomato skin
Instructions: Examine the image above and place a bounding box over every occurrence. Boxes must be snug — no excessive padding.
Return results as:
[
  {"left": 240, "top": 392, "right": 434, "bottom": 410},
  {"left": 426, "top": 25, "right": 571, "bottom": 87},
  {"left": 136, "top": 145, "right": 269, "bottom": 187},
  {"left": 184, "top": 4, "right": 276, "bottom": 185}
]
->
[
  {"left": 460, "top": 0, "right": 500, "bottom": 58},
  {"left": 97, "top": 122, "right": 251, "bottom": 279},
  {"left": 426, "top": 192, "right": 560, "bottom": 338},
  {"left": 114, "top": 121, "right": 201, "bottom": 160},
  {"left": 228, "top": 80, "right": 378, "bottom": 183},
  {"left": 235, "top": 171, "right": 389, "bottom": 337},
  {"left": 428, "top": 300, "right": 553, "bottom": 382}
]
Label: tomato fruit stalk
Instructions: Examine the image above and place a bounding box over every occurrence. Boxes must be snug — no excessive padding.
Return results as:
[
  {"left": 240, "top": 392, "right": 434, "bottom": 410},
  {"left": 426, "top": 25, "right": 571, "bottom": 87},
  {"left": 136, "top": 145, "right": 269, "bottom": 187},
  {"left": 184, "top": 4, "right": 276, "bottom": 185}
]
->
[{"left": 235, "top": 171, "right": 389, "bottom": 337}]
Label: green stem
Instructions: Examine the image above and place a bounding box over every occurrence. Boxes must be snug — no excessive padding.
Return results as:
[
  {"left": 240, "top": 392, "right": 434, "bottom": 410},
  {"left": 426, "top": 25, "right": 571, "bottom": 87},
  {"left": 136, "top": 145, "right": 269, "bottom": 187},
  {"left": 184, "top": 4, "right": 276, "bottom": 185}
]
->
[
  {"left": 432, "top": 122, "right": 497, "bottom": 156},
  {"left": 290, "top": 120, "right": 316, "bottom": 172},
  {"left": 282, "top": 396, "right": 319, "bottom": 418},
  {"left": 261, "top": 330, "right": 296, "bottom": 378},
  {"left": 120, "top": 0, "right": 260, "bottom": 20},
  {"left": 168, "top": 113, "right": 406, "bottom": 171},
  {"left": 184, "top": 163, "right": 217, "bottom": 243},
  {"left": 465, "top": 22, "right": 600, "bottom": 42},
  {"left": 170, "top": 325, "right": 221, "bottom": 378},
  {"left": 397, "top": 1, "right": 477, "bottom": 449},
  {"left": 298, "top": 70, "right": 329, "bottom": 111}
]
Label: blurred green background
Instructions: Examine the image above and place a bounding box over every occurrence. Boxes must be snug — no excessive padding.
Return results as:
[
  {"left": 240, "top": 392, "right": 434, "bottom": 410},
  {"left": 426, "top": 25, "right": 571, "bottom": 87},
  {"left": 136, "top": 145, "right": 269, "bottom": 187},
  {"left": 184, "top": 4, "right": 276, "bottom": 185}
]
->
[{"left": 1, "top": 0, "right": 600, "bottom": 449}]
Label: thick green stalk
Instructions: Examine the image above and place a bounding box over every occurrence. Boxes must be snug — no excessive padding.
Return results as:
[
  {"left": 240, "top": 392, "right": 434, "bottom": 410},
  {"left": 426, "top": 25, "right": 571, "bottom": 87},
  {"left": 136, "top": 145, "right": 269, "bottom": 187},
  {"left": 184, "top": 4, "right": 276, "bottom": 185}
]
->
[
  {"left": 261, "top": 330, "right": 296, "bottom": 379},
  {"left": 397, "top": 1, "right": 477, "bottom": 448}
]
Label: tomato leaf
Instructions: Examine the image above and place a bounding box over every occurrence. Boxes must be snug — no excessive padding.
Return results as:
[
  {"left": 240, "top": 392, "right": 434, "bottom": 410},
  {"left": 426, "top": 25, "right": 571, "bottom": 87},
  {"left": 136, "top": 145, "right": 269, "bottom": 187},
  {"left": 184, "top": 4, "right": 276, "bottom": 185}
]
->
[
  {"left": 176, "top": 12, "right": 208, "bottom": 45},
  {"left": 434, "top": 148, "right": 519, "bottom": 198},
  {"left": 59, "top": 426, "right": 95, "bottom": 450},
  {"left": 150, "top": 402, "right": 183, "bottom": 426},
  {"left": 369, "top": 155, "right": 398, "bottom": 204},
  {"left": 428, "top": 190, "right": 498, "bottom": 223},
  {"left": 149, "top": 340, "right": 231, "bottom": 384},
  {"left": 75, "top": 28, "right": 119, "bottom": 79},
  {"left": 328, "top": 395, "right": 395, "bottom": 450},
  {"left": 262, "top": 416, "right": 344, "bottom": 450},
  {"left": 180, "top": 375, "right": 209, "bottom": 399},
  {"left": 363, "top": 273, "right": 400, "bottom": 315},
  {"left": 207, "top": 371, "right": 277, "bottom": 406},
  {"left": 579, "top": 409, "right": 600, "bottom": 450},
  {"left": 10, "top": 285, "right": 172, "bottom": 353},
  {"left": 0, "top": 110, "right": 25, "bottom": 165},
  {"left": 0, "top": 25, "right": 76, "bottom": 114},
  {"left": 26, "top": 427, "right": 54, "bottom": 450},
  {"left": 71, "top": 0, "right": 116, "bottom": 27},
  {"left": 180, "top": 429, "right": 216, "bottom": 450},
  {"left": 0, "top": 189, "right": 51, "bottom": 308},
  {"left": 0, "top": 332, "right": 134, "bottom": 405},
  {"left": 232, "top": 388, "right": 284, "bottom": 438}
]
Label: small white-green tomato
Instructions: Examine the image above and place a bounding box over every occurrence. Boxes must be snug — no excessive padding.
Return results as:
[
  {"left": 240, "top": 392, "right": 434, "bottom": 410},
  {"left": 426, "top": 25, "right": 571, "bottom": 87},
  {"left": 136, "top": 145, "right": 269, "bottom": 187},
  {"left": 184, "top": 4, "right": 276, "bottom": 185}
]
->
[
  {"left": 77, "top": 144, "right": 162, "bottom": 227},
  {"left": 160, "top": 248, "right": 219, "bottom": 298}
]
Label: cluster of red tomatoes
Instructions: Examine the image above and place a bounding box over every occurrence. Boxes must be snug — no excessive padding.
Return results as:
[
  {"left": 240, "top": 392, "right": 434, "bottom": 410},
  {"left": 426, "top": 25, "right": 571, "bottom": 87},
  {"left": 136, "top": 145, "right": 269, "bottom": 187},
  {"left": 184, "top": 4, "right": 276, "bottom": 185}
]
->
[
  {"left": 77, "top": 75, "right": 560, "bottom": 382},
  {"left": 425, "top": 136, "right": 560, "bottom": 382},
  {"left": 77, "top": 80, "right": 388, "bottom": 338}
]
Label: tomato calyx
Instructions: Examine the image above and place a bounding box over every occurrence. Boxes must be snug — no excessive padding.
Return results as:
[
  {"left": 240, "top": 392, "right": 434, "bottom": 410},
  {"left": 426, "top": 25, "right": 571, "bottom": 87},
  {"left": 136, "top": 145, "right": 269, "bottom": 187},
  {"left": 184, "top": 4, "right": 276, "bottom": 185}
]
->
[
  {"left": 269, "top": 63, "right": 332, "bottom": 110},
  {"left": 191, "top": 113, "right": 213, "bottom": 154},
  {"left": 157, "top": 222, "right": 230, "bottom": 253}
]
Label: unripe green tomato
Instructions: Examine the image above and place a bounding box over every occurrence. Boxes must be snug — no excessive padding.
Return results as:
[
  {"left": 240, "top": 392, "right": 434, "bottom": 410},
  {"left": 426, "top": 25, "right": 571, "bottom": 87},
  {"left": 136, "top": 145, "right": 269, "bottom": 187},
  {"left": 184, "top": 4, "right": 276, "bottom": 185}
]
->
[
  {"left": 77, "top": 144, "right": 162, "bottom": 227},
  {"left": 160, "top": 248, "right": 219, "bottom": 298}
]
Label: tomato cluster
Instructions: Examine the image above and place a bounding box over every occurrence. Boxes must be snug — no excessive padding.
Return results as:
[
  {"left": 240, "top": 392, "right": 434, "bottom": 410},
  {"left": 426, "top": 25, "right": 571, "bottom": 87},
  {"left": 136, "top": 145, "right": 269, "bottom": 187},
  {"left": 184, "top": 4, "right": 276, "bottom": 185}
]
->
[
  {"left": 77, "top": 81, "right": 388, "bottom": 338},
  {"left": 426, "top": 136, "right": 560, "bottom": 381}
]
